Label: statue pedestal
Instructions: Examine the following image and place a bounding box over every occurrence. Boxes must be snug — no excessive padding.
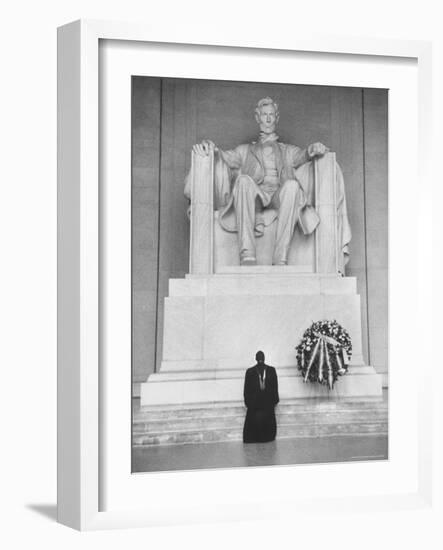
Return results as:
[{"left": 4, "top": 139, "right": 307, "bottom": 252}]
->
[{"left": 140, "top": 271, "right": 382, "bottom": 406}]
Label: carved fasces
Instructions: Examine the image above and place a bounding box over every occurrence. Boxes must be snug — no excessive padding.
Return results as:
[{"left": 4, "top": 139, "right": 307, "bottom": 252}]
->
[{"left": 189, "top": 150, "right": 214, "bottom": 274}]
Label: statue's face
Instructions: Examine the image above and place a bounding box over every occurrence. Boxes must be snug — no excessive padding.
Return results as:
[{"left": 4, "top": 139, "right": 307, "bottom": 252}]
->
[{"left": 256, "top": 103, "right": 278, "bottom": 134}]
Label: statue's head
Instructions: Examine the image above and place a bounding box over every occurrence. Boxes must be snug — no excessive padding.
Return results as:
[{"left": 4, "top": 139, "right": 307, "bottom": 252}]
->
[
  {"left": 255, "top": 350, "right": 265, "bottom": 363},
  {"left": 254, "top": 97, "right": 279, "bottom": 134}
]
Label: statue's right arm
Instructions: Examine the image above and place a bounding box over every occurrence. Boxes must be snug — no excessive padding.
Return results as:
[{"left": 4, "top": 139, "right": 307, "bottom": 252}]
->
[
  {"left": 192, "top": 139, "right": 217, "bottom": 157},
  {"left": 192, "top": 140, "right": 243, "bottom": 170},
  {"left": 217, "top": 147, "right": 242, "bottom": 170},
  {"left": 185, "top": 142, "right": 243, "bottom": 202}
]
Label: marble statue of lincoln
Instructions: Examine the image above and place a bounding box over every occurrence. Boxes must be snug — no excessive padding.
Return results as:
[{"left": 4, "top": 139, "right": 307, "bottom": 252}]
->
[{"left": 191, "top": 97, "right": 330, "bottom": 266}]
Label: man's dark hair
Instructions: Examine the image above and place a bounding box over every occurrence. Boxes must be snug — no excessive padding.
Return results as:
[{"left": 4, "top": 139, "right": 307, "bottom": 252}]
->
[{"left": 255, "top": 350, "right": 265, "bottom": 362}]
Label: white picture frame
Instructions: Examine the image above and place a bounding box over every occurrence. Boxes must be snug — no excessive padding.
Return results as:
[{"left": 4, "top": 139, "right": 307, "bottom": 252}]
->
[{"left": 57, "top": 19, "right": 433, "bottom": 531}]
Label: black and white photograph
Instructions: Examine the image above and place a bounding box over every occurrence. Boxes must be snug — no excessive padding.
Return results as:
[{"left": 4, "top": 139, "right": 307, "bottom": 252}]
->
[
  {"left": 131, "top": 77, "right": 388, "bottom": 473},
  {"left": 4, "top": 0, "right": 440, "bottom": 543}
]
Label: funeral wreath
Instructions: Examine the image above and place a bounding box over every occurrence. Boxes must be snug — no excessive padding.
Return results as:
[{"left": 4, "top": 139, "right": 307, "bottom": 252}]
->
[{"left": 295, "top": 320, "right": 352, "bottom": 390}]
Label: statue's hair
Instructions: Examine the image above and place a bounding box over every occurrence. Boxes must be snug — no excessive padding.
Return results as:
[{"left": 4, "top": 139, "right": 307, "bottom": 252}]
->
[{"left": 255, "top": 97, "right": 279, "bottom": 119}]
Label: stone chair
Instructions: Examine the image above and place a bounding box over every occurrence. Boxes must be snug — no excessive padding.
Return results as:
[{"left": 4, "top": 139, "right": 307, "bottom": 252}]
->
[{"left": 188, "top": 150, "right": 346, "bottom": 275}]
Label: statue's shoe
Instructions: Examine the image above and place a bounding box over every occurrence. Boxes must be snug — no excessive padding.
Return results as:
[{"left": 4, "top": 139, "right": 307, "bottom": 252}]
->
[
  {"left": 273, "top": 259, "right": 287, "bottom": 266},
  {"left": 241, "top": 257, "right": 257, "bottom": 266}
]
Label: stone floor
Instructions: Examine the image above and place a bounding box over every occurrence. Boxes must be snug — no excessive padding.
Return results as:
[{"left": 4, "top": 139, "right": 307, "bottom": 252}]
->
[
  {"left": 132, "top": 433, "right": 388, "bottom": 473},
  {"left": 132, "top": 389, "right": 388, "bottom": 473}
]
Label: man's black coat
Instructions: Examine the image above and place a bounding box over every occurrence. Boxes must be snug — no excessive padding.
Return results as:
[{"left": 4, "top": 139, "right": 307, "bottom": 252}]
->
[{"left": 243, "top": 363, "right": 279, "bottom": 443}]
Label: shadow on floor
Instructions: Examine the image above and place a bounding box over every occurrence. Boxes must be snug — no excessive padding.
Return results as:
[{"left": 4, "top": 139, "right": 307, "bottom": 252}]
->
[{"left": 26, "top": 504, "right": 57, "bottom": 522}]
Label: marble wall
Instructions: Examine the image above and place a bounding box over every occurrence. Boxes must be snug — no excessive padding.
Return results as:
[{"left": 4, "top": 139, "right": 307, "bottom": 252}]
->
[
  {"left": 131, "top": 77, "right": 388, "bottom": 388},
  {"left": 131, "top": 78, "right": 161, "bottom": 385}
]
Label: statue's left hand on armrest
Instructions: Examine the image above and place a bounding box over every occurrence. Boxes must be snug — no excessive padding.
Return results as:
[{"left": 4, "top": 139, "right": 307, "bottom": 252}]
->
[{"left": 307, "top": 142, "right": 329, "bottom": 159}]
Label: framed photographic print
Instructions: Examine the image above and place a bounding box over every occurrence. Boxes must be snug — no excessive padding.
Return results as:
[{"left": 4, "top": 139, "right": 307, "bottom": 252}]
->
[{"left": 57, "top": 19, "right": 433, "bottom": 530}]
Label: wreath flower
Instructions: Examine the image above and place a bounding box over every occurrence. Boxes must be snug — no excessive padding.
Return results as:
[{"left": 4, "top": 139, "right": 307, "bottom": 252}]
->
[{"left": 295, "top": 320, "right": 352, "bottom": 389}]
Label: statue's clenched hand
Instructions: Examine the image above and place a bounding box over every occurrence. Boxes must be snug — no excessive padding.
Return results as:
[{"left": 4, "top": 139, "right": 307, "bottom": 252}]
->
[
  {"left": 307, "top": 142, "right": 329, "bottom": 158},
  {"left": 192, "top": 140, "right": 217, "bottom": 157}
]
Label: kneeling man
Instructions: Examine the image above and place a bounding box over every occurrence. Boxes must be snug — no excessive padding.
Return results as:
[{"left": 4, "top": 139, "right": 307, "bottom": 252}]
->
[{"left": 243, "top": 351, "right": 279, "bottom": 443}]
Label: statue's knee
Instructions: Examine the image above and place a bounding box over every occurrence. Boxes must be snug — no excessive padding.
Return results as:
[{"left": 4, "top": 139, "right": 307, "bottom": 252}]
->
[
  {"left": 233, "top": 175, "right": 255, "bottom": 196},
  {"left": 284, "top": 179, "right": 299, "bottom": 189},
  {"left": 236, "top": 175, "right": 254, "bottom": 187},
  {"left": 280, "top": 179, "right": 299, "bottom": 196}
]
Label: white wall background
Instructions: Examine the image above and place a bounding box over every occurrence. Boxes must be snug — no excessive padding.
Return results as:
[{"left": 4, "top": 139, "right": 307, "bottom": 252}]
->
[{"left": 1, "top": 1, "right": 442, "bottom": 548}]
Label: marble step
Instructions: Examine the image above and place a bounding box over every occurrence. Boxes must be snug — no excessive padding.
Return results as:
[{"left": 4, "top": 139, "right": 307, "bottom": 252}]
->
[
  {"left": 135, "top": 398, "right": 387, "bottom": 422},
  {"left": 133, "top": 420, "right": 388, "bottom": 447},
  {"left": 133, "top": 408, "right": 388, "bottom": 433},
  {"left": 148, "top": 365, "right": 374, "bottom": 380},
  {"left": 133, "top": 398, "right": 388, "bottom": 446}
]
